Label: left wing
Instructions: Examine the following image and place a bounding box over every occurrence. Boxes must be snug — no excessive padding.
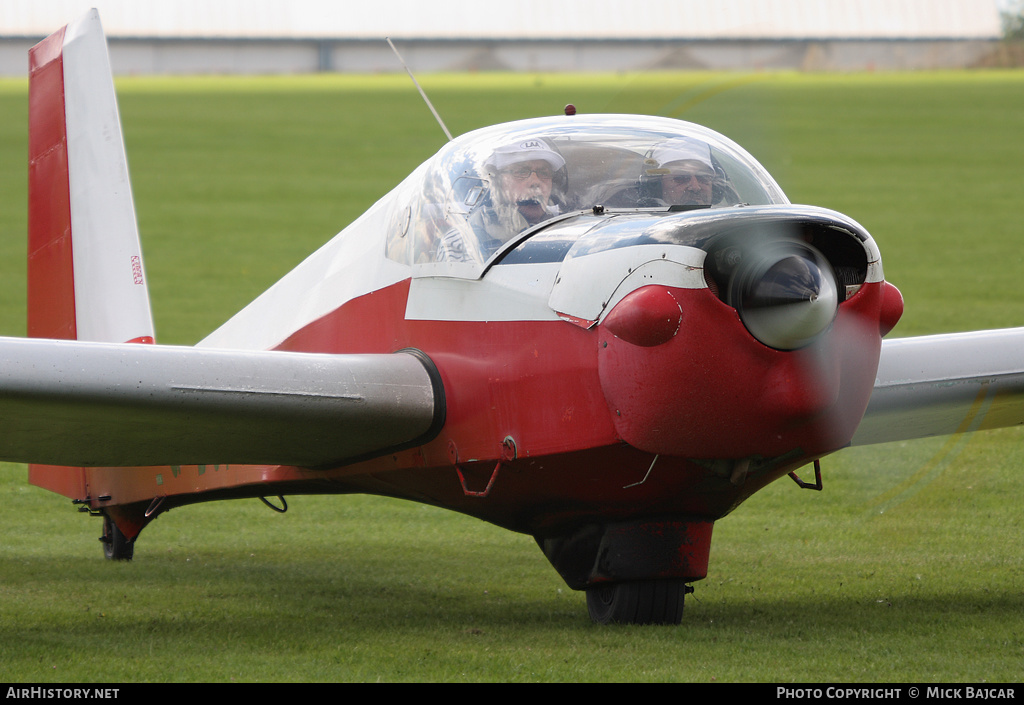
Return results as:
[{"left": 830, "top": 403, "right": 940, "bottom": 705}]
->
[{"left": 852, "top": 327, "right": 1024, "bottom": 446}]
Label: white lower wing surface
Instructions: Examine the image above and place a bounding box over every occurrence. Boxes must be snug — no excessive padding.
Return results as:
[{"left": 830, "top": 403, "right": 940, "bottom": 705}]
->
[{"left": 852, "top": 328, "right": 1024, "bottom": 446}]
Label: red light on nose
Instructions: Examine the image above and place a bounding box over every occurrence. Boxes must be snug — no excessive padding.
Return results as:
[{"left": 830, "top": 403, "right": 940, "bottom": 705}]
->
[{"left": 602, "top": 287, "right": 683, "bottom": 347}]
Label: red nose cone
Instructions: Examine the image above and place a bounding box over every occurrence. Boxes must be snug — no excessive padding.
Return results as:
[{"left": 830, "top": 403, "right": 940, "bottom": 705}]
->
[
  {"left": 598, "top": 284, "right": 886, "bottom": 460},
  {"left": 602, "top": 287, "right": 683, "bottom": 347}
]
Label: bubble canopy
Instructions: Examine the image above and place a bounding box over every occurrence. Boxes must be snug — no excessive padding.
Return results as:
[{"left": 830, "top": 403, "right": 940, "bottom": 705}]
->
[{"left": 385, "top": 115, "right": 789, "bottom": 274}]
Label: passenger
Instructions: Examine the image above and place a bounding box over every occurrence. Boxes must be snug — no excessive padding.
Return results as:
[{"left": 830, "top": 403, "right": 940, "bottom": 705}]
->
[
  {"left": 437, "top": 138, "right": 565, "bottom": 262},
  {"left": 646, "top": 137, "right": 716, "bottom": 207}
]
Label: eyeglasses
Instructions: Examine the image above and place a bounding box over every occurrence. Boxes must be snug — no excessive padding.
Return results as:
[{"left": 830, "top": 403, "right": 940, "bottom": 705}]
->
[
  {"left": 668, "top": 172, "right": 713, "bottom": 186},
  {"left": 504, "top": 165, "right": 555, "bottom": 181}
]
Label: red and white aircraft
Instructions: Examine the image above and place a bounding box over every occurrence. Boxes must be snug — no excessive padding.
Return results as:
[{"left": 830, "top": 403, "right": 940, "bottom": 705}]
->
[{"left": 9, "top": 10, "right": 1024, "bottom": 624}]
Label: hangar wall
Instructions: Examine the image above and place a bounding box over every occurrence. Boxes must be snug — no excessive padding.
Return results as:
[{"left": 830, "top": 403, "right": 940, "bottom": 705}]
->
[
  {"left": 0, "top": 36, "right": 1004, "bottom": 76},
  {"left": 0, "top": 0, "right": 1006, "bottom": 76}
]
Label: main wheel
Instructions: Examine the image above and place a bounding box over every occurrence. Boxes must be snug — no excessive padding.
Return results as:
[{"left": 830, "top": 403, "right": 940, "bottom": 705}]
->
[
  {"left": 100, "top": 515, "right": 134, "bottom": 561},
  {"left": 586, "top": 580, "right": 690, "bottom": 625}
]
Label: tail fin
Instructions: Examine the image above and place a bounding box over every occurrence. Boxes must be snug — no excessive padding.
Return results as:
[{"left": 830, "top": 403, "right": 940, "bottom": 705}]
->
[
  {"left": 28, "top": 9, "right": 154, "bottom": 345},
  {"left": 27, "top": 10, "right": 154, "bottom": 499}
]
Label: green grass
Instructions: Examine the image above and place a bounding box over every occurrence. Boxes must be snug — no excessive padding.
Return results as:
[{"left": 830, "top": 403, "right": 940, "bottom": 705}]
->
[{"left": 1, "top": 71, "right": 1023, "bottom": 682}]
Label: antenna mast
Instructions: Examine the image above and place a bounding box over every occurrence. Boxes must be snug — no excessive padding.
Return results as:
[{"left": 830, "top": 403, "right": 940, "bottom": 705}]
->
[{"left": 386, "top": 37, "right": 453, "bottom": 143}]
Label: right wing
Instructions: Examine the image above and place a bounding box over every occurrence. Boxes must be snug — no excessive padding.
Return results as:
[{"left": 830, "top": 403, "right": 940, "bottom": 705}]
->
[
  {"left": 0, "top": 337, "right": 442, "bottom": 468},
  {"left": 851, "top": 328, "right": 1024, "bottom": 446}
]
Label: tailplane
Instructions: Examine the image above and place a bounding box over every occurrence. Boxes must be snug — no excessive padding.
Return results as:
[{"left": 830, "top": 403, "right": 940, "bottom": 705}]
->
[{"left": 27, "top": 9, "right": 154, "bottom": 498}]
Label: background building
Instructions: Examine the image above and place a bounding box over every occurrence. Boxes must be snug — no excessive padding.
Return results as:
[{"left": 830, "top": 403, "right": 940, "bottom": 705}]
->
[{"left": 0, "top": 0, "right": 1007, "bottom": 76}]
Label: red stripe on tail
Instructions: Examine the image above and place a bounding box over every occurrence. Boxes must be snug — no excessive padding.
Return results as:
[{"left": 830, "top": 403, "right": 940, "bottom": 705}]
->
[{"left": 28, "top": 26, "right": 77, "bottom": 341}]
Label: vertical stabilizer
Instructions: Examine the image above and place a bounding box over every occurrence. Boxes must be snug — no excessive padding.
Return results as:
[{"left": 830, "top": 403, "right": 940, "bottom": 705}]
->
[
  {"left": 27, "top": 10, "right": 154, "bottom": 499},
  {"left": 28, "top": 9, "right": 154, "bottom": 345}
]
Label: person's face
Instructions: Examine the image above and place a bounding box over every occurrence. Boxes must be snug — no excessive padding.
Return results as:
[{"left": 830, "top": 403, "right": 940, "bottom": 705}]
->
[
  {"left": 661, "top": 161, "right": 713, "bottom": 206},
  {"left": 500, "top": 159, "right": 554, "bottom": 222}
]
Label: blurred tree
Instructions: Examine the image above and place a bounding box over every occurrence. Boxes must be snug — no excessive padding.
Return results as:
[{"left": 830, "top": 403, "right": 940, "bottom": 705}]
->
[{"left": 1002, "top": 0, "right": 1024, "bottom": 39}]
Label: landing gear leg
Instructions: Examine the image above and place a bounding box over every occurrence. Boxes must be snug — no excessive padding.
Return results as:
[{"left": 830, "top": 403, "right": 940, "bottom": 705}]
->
[
  {"left": 100, "top": 513, "right": 134, "bottom": 561},
  {"left": 586, "top": 580, "right": 692, "bottom": 625}
]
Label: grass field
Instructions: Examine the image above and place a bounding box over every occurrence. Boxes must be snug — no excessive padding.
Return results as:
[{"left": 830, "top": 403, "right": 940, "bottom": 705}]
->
[{"left": 0, "top": 71, "right": 1022, "bottom": 682}]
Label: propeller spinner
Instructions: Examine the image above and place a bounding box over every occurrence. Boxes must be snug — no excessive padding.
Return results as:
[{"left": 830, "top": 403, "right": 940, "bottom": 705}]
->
[{"left": 726, "top": 240, "right": 839, "bottom": 350}]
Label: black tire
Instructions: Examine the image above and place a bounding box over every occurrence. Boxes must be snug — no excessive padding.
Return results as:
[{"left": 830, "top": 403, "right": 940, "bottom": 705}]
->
[
  {"left": 586, "top": 580, "right": 688, "bottom": 625},
  {"left": 100, "top": 515, "right": 134, "bottom": 561}
]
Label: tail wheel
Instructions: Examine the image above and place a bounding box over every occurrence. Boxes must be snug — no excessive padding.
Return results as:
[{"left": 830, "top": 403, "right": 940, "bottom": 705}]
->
[
  {"left": 100, "top": 514, "right": 134, "bottom": 561},
  {"left": 586, "top": 580, "right": 691, "bottom": 625}
]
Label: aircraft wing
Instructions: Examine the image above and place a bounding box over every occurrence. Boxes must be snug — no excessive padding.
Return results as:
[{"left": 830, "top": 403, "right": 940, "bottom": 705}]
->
[
  {"left": 0, "top": 337, "right": 442, "bottom": 468},
  {"left": 851, "top": 327, "right": 1024, "bottom": 446}
]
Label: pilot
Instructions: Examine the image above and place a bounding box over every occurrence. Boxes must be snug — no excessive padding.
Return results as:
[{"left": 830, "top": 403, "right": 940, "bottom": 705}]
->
[
  {"left": 645, "top": 137, "right": 716, "bottom": 207},
  {"left": 437, "top": 138, "right": 566, "bottom": 262}
]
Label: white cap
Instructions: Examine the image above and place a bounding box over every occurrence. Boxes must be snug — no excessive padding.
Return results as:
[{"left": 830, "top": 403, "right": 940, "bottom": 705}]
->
[
  {"left": 649, "top": 137, "right": 713, "bottom": 171},
  {"left": 487, "top": 139, "right": 566, "bottom": 172}
]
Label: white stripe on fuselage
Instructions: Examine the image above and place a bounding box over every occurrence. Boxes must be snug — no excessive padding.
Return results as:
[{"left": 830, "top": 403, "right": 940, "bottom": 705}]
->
[{"left": 405, "top": 263, "right": 561, "bottom": 322}]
